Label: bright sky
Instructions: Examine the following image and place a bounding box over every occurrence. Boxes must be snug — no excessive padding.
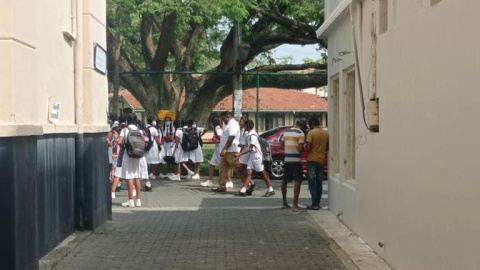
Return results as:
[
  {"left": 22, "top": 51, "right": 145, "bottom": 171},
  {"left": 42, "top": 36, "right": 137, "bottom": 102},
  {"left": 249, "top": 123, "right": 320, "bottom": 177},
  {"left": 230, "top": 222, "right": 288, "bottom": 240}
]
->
[{"left": 273, "top": 44, "right": 322, "bottom": 64}]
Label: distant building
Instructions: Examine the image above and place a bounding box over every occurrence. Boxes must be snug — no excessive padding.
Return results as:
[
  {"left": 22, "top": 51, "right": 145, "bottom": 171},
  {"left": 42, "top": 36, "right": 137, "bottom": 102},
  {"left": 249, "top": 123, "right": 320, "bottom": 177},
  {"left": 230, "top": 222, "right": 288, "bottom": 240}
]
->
[
  {"left": 114, "top": 87, "right": 328, "bottom": 132},
  {"left": 301, "top": 86, "right": 328, "bottom": 99},
  {"left": 109, "top": 89, "right": 146, "bottom": 122},
  {"left": 213, "top": 87, "right": 328, "bottom": 132}
]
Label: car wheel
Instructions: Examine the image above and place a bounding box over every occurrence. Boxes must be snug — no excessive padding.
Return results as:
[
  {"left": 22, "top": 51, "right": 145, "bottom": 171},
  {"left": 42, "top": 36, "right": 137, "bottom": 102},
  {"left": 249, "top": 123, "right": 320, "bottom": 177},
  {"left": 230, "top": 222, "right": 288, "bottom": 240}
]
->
[{"left": 268, "top": 157, "right": 285, "bottom": 179}]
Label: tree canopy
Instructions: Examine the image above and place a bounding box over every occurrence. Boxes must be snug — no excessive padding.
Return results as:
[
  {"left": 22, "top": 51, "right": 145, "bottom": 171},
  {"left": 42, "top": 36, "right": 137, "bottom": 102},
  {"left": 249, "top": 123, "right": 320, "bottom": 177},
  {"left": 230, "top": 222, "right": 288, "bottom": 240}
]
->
[{"left": 107, "top": 0, "right": 327, "bottom": 124}]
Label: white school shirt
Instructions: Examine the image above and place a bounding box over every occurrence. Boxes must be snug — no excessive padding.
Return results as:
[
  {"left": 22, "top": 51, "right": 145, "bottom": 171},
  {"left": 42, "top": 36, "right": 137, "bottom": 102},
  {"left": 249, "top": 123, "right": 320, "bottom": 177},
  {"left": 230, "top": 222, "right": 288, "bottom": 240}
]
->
[
  {"left": 219, "top": 118, "right": 240, "bottom": 152},
  {"left": 247, "top": 130, "right": 262, "bottom": 155}
]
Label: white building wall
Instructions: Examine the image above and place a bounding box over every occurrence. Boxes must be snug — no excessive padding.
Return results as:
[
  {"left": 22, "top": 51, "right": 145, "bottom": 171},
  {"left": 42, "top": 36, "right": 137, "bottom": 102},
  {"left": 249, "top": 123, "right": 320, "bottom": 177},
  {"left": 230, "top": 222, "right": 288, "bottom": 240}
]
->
[
  {"left": 322, "top": 0, "right": 480, "bottom": 269},
  {"left": 0, "top": 0, "right": 108, "bottom": 136}
]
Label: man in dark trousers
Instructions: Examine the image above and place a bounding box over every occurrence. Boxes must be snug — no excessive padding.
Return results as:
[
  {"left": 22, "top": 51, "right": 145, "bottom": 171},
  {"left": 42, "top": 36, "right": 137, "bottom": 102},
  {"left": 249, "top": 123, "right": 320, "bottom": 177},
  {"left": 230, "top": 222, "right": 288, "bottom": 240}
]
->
[{"left": 305, "top": 116, "right": 329, "bottom": 210}]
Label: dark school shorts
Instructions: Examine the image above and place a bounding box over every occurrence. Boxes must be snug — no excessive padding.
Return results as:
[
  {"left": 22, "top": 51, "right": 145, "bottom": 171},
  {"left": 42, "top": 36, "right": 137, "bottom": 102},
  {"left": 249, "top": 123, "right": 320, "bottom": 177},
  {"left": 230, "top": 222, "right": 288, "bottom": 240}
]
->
[{"left": 283, "top": 162, "right": 303, "bottom": 182}]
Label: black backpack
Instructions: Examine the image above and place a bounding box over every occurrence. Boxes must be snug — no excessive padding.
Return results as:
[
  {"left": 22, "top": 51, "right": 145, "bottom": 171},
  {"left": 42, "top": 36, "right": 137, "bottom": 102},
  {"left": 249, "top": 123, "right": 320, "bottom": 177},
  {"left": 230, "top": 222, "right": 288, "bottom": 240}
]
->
[
  {"left": 181, "top": 127, "right": 200, "bottom": 151},
  {"left": 145, "top": 126, "right": 154, "bottom": 151},
  {"left": 126, "top": 128, "right": 146, "bottom": 158},
  {"left": 251, "top": 134, "right": 272, "bottom": 163}
]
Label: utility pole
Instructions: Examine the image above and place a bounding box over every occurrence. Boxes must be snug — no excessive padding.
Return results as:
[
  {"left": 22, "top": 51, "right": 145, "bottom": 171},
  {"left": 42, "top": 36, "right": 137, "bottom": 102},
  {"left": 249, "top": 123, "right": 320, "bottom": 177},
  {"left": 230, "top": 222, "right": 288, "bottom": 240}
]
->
[{"left": 233, "top": 21, "right": 242, "bottom": 121}]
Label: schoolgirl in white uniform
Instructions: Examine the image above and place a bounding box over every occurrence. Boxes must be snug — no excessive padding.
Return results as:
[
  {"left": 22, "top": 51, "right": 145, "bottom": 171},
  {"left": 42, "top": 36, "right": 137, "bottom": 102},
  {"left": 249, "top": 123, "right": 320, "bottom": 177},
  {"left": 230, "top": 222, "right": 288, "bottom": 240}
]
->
[
  {"left": 160, "top": 117, "right": 175, "bottom": 178},
  {"left": 236, "top": 117, "right": 249, "bottom": 189},
  {"left": 186, "top": 120, "right": 206, "bottom": 180},
  {"left": 170, "top": 120, "right": 194, "bottom": 181},
  {"left": 145, "top": 118, "right": 162, "bottom": 179},
  {"left": 239, "top": 120, "right": 275, "bottom": 197},
  {"left": 115, "top": 115, "right": 149, "bottom": 207}
]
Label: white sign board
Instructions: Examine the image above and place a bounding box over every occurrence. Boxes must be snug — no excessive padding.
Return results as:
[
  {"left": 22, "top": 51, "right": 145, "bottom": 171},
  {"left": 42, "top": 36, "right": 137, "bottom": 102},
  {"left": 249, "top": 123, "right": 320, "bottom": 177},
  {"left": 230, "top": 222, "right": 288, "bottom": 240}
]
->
[
  {"left": 94, "top": 44, "right": 107, "bottom": 74},
  {"left": 49, "top": 102, "right": 61, "bottom": 123}
]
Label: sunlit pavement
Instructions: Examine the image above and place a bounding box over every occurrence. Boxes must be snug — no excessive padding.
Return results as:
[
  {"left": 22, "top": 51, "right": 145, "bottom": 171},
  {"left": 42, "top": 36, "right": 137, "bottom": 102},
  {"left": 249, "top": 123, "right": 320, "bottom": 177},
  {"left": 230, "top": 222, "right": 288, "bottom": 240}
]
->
[{"left": 52, "top": 177, "right": 354, "bottom": 270}]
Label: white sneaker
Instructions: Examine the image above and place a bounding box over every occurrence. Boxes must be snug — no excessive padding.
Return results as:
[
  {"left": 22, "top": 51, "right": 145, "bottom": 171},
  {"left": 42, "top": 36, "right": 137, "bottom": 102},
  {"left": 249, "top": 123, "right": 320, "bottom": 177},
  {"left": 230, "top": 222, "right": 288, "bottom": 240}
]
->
[
  {"left": 187, "top": 169, "right": 195, "bottom": 177},
  {"left": 226, "top": 181, "right": 234, "bottom": 189},
  {"left": 201, "top": 180, "right": 213, "bottom": 187},
  {"left": 167, "top": 173, "right": 174, "bottom": 178},
  {"left": 191, "top": 174, "right": 200, "bottom": 180},
  {"left": 146, "top": 181, "right": 152, "bottom": 188},
  {"left": 169, "top": 174, "right": 180, "bottom": 181},
  {"left": 111, "top": 192, "right": 116, "bottom": 199},
  {"left": 121, "top": 199, "right": 135, "bottom": 208},
  {"left": 135, "top": 199, "right": 142, "bottom": 207},
  {"left": 159, "top": 173, "right": 167, "bottom": 179}
]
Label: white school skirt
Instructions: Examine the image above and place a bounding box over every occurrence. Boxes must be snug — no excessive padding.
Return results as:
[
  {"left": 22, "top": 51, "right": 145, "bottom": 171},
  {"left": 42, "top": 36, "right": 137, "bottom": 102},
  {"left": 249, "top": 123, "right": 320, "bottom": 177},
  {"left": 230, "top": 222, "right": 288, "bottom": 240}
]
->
[
  {"left": 115, "top": 153, "right": 149, "bottom": 179},
  {"left": 187, "top": 146, "right": 204, "bottom": 163},
  {"left": 210, "top": 144, "right": 221, "bottom": 166}
]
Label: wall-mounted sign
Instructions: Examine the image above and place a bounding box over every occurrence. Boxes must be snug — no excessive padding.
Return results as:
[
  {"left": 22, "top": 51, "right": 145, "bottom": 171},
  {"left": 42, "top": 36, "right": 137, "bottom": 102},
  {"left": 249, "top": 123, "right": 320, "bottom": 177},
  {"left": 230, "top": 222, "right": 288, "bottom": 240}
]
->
[
  {"left": 157, "top": 110, "right": 176, "bottom": 121},
  {"left": 49, "top": 102, "right": 61, "bottom": 123},
  {"left": 94, "top": 44, "right": 107, "bottom": 74}
]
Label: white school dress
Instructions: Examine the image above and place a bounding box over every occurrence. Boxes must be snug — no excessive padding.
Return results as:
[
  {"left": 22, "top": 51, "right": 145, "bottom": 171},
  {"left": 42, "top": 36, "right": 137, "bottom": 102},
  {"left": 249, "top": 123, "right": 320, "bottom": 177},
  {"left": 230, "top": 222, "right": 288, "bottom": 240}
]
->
[
  {"left": 239, "top": 128, "right": 249, "bottom": 165},
  {"left": 174, "top": 128, "right": 189, "bottom": 163},
  {"left": 114, "top": 125, "right": 149, "bottom": 179},
  {"left": 246, "top": 130, "right": 264, "bottom": 172},
  {"left": 187, "top": 127, "right": 204, "bottom": 163},
  {"left": 145, "top": 125, "right": 161, "bottom": 164},
  {"left": 160, "top": 128, "right": 174, "bottom": 157},
  {"left": 210, "top": 126, "right": 223, "bottom": 166}
]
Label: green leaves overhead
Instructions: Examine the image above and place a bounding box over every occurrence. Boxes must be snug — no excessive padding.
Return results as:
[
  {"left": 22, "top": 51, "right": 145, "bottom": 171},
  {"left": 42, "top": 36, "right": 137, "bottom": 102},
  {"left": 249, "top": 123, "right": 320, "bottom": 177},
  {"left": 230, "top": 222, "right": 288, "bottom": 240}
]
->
[{"left": 107, "top": 0, "right": 326, "bottom": 123}]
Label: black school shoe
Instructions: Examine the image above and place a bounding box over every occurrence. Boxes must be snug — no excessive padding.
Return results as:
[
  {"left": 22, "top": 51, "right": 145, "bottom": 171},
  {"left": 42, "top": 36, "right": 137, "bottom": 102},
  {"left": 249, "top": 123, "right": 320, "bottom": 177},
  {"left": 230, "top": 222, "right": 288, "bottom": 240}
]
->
[
  {"left": 144, "top": 186, "right": 152, "bottom": 192},
  {"left": 262, "top": 191, "right": 275, "bottom": 197},
  {"left": 246, "top": 183, "right": 256, "bottom": 195},
  {"left": 236, "top": 191, "right": 247, "bottom": 197}
]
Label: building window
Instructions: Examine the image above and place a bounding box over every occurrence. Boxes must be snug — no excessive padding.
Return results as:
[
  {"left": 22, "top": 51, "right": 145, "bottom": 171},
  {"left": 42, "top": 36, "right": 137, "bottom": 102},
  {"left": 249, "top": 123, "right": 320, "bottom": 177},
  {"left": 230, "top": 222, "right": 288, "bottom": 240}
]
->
[
  {"left": 379, "top": 0, "right": 388, "bottom": 34},
  {"left": 344, "top": 71, "right": 356, "bottom": 180},
  {"left": 330, "top": 78, "right": 340, "bottom": 175},
  {"left": 261, "top": 115, "right": 284, "bottom": 131}
]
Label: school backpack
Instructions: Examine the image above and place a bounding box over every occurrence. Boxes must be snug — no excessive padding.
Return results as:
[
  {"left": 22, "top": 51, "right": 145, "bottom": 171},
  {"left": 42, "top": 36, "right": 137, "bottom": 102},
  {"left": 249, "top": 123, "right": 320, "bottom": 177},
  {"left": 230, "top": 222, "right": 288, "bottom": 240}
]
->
[
  {"left": 181, "top": 127, "right": 200, "bottom": 151},
  {"left": 181, "top": 128, "right": 200, "bottom": 152},
  {"left": 145, "top": 126, "right": 154, "bottom": 151},
  {"left": 126, "top": 127, "right": 146, "bottom": 158},
  {"left": 251, "top": 134, "right": 272, "bottom": 163}
]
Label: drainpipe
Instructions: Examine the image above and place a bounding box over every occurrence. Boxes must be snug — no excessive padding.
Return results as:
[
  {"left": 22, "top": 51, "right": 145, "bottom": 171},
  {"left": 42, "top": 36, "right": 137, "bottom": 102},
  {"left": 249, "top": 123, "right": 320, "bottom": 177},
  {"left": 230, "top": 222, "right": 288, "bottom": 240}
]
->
[{"left": 73, "top": 0, "right": 85, "bottom": 229}]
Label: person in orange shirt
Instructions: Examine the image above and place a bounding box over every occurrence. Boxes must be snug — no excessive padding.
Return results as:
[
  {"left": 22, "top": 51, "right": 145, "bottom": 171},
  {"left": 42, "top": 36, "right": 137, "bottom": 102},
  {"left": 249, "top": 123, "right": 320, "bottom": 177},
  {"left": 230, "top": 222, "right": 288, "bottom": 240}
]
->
[{"left": 305, "top": 116, "right": 329, "bottom": 210}]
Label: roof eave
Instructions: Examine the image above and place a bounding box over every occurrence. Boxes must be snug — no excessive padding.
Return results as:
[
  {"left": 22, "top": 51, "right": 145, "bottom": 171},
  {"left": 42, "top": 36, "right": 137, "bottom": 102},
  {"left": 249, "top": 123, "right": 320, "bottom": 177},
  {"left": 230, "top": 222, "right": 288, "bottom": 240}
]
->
[{"left": 316, "top": 0, "right": 352, "bottom": 39}]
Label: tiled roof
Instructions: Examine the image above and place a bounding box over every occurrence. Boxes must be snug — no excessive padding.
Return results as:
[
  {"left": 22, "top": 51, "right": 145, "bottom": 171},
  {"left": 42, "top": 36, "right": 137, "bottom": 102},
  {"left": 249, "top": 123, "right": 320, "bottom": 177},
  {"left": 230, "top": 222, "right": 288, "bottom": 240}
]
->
[
  {"left": 113, "top": 87, "right": 328, "bottom": 112},
  {"left": 109, "top": 89, "right": 143, "bottom": 110},
  {"left": 214, "top": 87, "right": 327, "bottom": 111}
]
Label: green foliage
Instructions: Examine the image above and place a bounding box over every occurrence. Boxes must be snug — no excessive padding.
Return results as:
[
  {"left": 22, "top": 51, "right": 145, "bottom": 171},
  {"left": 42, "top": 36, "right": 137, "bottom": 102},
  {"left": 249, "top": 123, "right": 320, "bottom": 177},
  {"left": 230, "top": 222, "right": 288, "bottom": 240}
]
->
[{"left": 107, "top": 0, "right": 326, "bottom": 122}]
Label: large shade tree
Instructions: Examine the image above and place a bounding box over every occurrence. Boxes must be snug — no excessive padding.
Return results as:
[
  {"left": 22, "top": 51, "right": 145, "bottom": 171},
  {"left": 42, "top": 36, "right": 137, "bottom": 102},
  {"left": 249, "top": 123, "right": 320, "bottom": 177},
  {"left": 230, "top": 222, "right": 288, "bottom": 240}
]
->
[{"left": 107, "top": 0, "right": 327, "bottom": 124}]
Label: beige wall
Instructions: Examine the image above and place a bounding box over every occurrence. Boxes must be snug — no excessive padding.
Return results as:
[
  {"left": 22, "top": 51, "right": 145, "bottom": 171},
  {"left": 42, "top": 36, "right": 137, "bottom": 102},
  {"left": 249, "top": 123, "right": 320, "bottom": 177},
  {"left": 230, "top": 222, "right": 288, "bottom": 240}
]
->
[
  {"left": 322, "top": 0, "right": 480, "bottom": 269},
  {"left": 0, "top": 0, "right": 108, "bottom": 137}
]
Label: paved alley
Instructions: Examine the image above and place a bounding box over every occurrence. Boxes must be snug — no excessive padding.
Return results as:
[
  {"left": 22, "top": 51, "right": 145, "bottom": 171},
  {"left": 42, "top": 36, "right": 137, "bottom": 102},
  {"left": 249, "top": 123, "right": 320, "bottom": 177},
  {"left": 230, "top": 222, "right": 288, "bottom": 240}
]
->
[{"left": 52, "top": 178, "right": 355, "bottom": 270}]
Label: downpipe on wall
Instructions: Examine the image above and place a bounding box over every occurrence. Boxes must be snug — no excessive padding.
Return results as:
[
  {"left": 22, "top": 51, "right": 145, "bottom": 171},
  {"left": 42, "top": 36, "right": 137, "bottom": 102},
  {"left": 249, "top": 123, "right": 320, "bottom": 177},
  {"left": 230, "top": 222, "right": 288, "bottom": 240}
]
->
[{"left": 73, "top": 0, "right": 85, "bottom": 230}]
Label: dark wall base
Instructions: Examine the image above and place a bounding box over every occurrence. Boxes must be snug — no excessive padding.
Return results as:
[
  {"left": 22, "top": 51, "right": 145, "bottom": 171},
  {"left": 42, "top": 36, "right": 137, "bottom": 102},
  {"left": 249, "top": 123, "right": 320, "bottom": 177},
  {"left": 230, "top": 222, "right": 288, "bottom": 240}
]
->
[{"left": 0, "top": 132, "right": 110, "bottom": 270}]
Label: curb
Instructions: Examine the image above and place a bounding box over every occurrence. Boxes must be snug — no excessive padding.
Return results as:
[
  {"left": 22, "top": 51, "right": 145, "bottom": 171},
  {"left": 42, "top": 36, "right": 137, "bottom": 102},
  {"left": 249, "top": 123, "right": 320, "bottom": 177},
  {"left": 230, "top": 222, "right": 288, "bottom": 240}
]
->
[
  {"left": 38, "top": 230, "right": 92, "bottom": 270},
  {"left": 309, "top": 210, "right": 393, "bottom": 270}
]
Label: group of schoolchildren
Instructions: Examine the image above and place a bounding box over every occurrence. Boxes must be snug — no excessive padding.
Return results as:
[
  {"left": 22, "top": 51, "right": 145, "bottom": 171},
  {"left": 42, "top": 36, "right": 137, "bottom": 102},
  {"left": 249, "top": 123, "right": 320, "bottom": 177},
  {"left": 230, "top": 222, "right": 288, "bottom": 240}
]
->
[{"left": 108, "top": 108, "right": 274, "bottom": 208}]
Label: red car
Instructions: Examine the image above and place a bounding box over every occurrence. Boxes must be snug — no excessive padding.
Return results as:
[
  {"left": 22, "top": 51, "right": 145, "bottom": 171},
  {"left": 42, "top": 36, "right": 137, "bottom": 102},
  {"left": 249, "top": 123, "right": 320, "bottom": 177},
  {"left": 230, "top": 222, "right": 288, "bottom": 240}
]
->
[{"left": 260, "top": 126, "right": 328, "bottom": 179}]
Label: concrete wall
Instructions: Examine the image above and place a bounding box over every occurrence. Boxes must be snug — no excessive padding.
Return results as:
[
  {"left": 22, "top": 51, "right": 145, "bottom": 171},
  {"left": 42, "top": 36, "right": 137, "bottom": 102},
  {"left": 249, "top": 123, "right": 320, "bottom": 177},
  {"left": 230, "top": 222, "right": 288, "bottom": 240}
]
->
[{"left": 322, "top": 0, "right": 480, "bottom": 269}]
